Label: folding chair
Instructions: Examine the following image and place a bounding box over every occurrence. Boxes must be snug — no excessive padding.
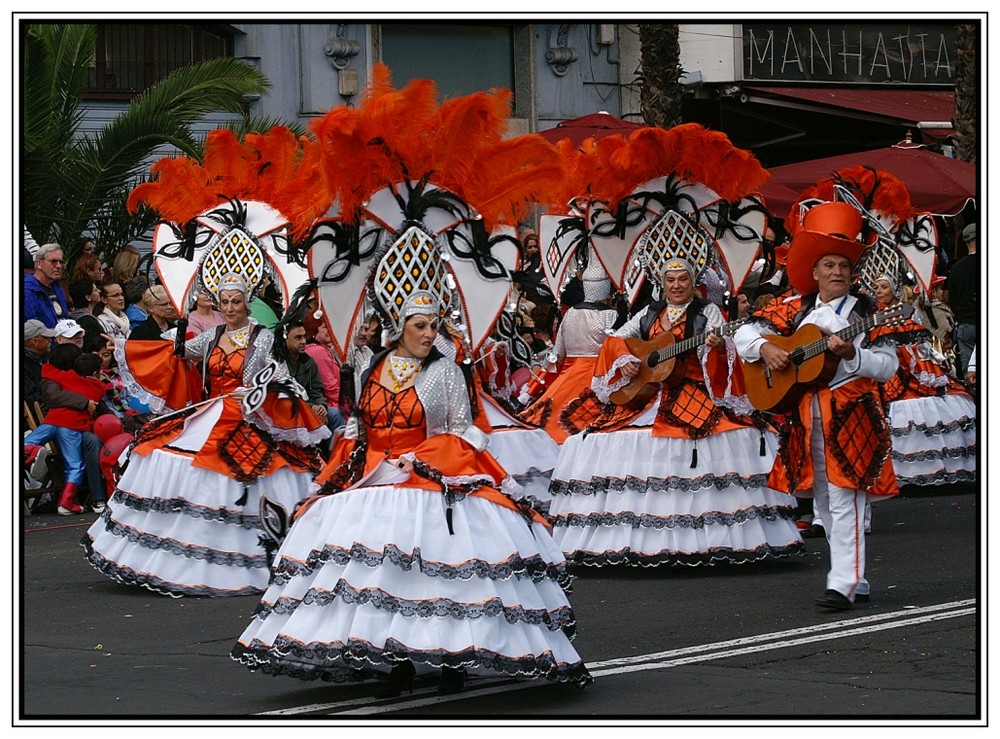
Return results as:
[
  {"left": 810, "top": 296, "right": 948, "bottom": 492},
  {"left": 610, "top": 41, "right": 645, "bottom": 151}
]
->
[{"left": 22, "top": 401, "right": 65, "bottom": 515}]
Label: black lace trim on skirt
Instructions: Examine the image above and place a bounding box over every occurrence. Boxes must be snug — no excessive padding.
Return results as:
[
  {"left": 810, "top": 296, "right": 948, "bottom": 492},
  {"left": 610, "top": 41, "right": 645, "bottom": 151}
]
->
[
  {"left": 231, "top": 636, "right": 593, "bottom": 687},
  {"left": 81, "top": 533, "right": 264, "bottom": 598},
  {"left": 549, "top": 471, "right": 772, "bottom": 496},
  {"left": 891, "top": 445, "right": 976, "bottom": 463},
  {"left": 112, "top": 489, "right": 261, "bottom": 530},
  {"left": 252, "top": 579, "right": 578, "bottom": 637},
  {"left": 86, "top": 508, "right": 270, "bottom": 569},
  {"left": 270, "top": 541, "right": 569, "bottom": 588},
  {"left": 891, "top": 415, "right": 976, "bottom": 438},
  {"left": 896, "top": 469, "right": 977, "bottom": 486},
  {"left": 565, "top": 540, "right": 806, "bottom": 568},
  {"left": 550, "top": 503, "right": 798, "bottom": 531}
]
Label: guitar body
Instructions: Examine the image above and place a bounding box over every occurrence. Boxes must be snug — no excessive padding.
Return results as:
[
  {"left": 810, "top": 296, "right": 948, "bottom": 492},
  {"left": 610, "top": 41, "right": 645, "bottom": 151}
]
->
[
  {"left": 743, "top": 323, "right": 841, "bottom": 411},
  {"left": 609, "top": 331, "right": 682, "bottom": 408}
]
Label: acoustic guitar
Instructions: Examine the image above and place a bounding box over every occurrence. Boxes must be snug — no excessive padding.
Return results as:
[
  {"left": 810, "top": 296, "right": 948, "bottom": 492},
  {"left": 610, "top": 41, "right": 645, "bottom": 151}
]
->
[
  {"left": 742, "top": 302, "right": 914, "bottom": 412},
  {"left": 609, "top": 319, "right": 746, "bottom": 409}
]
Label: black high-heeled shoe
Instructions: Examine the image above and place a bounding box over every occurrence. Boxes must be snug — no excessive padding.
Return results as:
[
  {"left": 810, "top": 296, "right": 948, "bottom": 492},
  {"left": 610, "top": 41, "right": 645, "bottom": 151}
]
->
[
  {"left": 438, "top": 666, "right": 465, "bottom": 695},
  {"left": 375, "top": 660, "right": 416, "bottom": 698}
]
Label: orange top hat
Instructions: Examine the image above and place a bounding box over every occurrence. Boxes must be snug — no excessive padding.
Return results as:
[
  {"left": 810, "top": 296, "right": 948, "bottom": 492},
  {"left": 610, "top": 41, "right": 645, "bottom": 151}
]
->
[{"left": 785, "top": 202, "right": 871, "bottom": 295}]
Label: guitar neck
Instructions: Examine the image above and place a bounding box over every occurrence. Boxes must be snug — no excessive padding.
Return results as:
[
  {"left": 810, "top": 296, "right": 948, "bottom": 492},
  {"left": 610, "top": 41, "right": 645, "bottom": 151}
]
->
[
  {"left": 798, "top": 312, "right": 881, "bottom": 362},
  {"left": 649, "top": 320, "right": 740, "bottom": 365}
]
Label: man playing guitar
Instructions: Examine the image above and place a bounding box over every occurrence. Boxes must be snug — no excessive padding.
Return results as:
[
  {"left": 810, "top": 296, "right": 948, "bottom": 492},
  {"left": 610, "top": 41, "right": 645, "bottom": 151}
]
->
[{"left": 734, "top": 201, "right": 900, "bottom": 611}]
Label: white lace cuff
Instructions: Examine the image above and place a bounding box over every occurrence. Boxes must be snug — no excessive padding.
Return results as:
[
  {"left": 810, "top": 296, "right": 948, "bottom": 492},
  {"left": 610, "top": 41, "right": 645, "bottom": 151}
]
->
[{"left": 591, "top": 354, "right": 640, "bottom": 404}]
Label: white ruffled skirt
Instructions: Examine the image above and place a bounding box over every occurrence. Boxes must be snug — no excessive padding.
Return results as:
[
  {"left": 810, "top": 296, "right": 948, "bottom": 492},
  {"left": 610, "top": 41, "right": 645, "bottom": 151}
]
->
[
  {"left": 481, "top": 395, "right": 560, "bottom": 517},
  {"left": 547, "top": 401, "right": 803, "bottom": 567},
  {"left": 231, "top": 484, "right": 591, "bottom": 687},
  {"left": 887, "top": 392, "right": 977, "bottom": 486},
  {"left": 82, "top": 447, "right": 313, "bottom": 597}
]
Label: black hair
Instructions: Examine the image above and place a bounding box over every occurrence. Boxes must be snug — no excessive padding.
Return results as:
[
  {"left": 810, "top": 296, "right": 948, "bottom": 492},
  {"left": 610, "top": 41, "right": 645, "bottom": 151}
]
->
[
  {"left": 74, "top": 352, "right": 102, "bottom": 378},
  {"left": 48, "top": 343, "right": 83, "bottom": 371},
  {"left": 68, "top": 278, "right": 98, "bottom": 308}
]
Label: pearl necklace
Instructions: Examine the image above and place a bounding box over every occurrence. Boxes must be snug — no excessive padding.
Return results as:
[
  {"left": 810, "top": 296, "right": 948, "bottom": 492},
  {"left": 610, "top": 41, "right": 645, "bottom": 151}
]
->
[
  {"left": 227, "top": 323, "right": 251, "bottom": 349},
  {"left": 388, "top": 353, "right": 421, "bottom": 391}
]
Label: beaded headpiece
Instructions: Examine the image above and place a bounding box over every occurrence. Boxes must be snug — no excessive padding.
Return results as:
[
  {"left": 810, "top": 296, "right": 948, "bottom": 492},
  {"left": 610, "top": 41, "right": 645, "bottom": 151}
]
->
[
  {"left": 217, "top": 272, "right": 249, "bottom": 299},
  {"left": 580, "top": 255, "right": 611, "bottom": 302},
  {"left": 854, "top": 239, "right": 908, "bottom": 299},
  {"left": 639, "top": 210, "right": 712, "bottom": 286},
  {"left": 372, "top": 225, "right": 452, "bottom": 340}
]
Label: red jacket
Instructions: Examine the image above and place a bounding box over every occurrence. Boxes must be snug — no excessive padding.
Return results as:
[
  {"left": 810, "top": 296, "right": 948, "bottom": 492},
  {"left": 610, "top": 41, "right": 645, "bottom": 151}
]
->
[{"left": 40, "top": 364, "right": 108, "bottom": 432}]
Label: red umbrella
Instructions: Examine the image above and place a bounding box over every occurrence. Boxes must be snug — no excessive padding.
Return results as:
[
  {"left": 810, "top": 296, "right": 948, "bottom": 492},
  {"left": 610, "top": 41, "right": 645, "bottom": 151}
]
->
[
  {"left": 760, "top": 146, "right": 976, "bottom": 218},
  {"left": 537, "top": 111, "right": 645, "bottom": 146}
]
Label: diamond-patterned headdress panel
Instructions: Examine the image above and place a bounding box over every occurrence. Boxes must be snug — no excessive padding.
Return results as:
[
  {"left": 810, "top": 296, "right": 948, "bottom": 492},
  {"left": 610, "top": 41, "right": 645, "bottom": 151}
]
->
[
  {"left": 372, "top": 225, "right": 452, "bottom": 338},
  {"left": 855, "top": 239, "right": 905, "bottom": 296},
  {"left": 639, "top": 210, "right": 712, "bottom": 283},
  {"left": 200, "top": 226, "right": 269, "bottom": 300}
]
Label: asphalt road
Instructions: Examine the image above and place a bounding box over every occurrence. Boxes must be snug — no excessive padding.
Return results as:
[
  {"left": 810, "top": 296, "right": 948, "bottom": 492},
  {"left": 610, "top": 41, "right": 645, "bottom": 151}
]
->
[{"left": 16, "top": 484, "right": 981, "bottom": 726}]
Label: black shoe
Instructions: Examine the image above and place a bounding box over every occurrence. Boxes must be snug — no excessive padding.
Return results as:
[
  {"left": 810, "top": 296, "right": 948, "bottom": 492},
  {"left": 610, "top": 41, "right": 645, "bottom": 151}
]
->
[
  {"left": 855, "top": 593, "right": 870, "bottom": 603},
  {"left": 801, "top": 524, "right": 826, "bottom": 539},
  {"left": 375, "top": 660, "right": 415, "bottom": 698},
  {"left": 815, "top": 589, "right": 852, "bottom": 610},
  {"left": 438, "top": 666, "right": 466, "bottom": 695}
]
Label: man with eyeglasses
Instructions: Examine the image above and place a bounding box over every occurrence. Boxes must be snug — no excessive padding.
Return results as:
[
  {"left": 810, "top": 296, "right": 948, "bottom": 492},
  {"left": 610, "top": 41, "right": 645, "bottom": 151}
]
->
[{"left": 24, "top": 243, "right": 70, "bottom": 328}]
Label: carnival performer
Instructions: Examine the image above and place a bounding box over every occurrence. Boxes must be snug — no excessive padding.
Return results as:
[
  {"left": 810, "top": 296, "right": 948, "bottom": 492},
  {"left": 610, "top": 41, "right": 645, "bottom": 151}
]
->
[
  {"left": 734, "top": 201, "right": 900, "bottom": 610},
  {"left": 232, "top": 65, "right": 590, "bottom": 696},
  {"left": 82, "top": 273, "right": 328, "bottom": 596},
  {"left": 518, "top": 258, "right": 621, "bottom": 445},
  {"left": 862, "top": 262, "right": 976, "bottom": 487},
  {"left": 548, "top": 250, "right": 804, "bottom": 566},
  {"left": 82, "top": 127, "right": 333, "bottom": 597}
]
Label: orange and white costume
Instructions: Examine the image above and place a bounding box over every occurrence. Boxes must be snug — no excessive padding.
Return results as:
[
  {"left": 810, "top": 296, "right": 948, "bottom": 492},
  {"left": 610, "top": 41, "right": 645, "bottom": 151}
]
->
[{"left": 549, "top": 297, "right": 803, "bottom": 567}]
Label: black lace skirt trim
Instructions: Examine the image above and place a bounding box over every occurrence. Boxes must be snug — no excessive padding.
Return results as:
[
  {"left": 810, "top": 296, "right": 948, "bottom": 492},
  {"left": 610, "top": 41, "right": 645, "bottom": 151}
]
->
[
  {"left": 565, "top": 540, "right": 806, "bottom": 568},
  {"left": 112, "top": 489, "right": 260, "bottom": 530},
  {"left": 231, "top": 636, "right": 593, "bottom": 687},
  {"left": 252, "top": 579, "right": 578, "bottom": 638},
  {"left": 270, "top": 541, "right": 570, "bottom": 588},
  {"left": 891, "top": 415, "right": 976, "bottom": 438},
  {"left": 80, "top": 533, "right": 264, "bottom": 598},
  {"left": 897, "top": 469, "right": 977, "bottom": 486},
  {"left": 550, "top": 503, "right": 798, "bottom": 532},
  {"left": 549, "top": 471, "right": 772, "bottom": 497},
  {"left": 87, "top": 508, "right": 270, "bottom": 570},
  {"left": 892, "top": 445, "right": 976, "bottom": 463}
]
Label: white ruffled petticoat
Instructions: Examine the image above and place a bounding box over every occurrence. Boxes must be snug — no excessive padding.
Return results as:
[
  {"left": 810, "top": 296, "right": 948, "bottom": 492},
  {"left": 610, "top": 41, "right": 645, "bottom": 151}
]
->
[
  {"left": 82, "top": 447, "right": 314, "bottom": 597},
  {"left": 231, "top": 484, "right": 591, "bottom": 687},
  {"left": 547, "top": 396, "right": 804, "bottom": 567},
  {"left": 887, "top": 392, "right": 977, "bottom": 486},
  {"left": 480, "top": 395, "right": 560, "bottom": 517}
]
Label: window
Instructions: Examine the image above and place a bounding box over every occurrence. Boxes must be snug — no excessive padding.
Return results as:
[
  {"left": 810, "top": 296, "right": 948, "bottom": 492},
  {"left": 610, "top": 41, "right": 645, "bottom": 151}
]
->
[
  {"left": 380, "top": 23, "right": 518, "bottom": 105},
  {"left": 85, "top": 23, "right": 234, "bottom": 99}
]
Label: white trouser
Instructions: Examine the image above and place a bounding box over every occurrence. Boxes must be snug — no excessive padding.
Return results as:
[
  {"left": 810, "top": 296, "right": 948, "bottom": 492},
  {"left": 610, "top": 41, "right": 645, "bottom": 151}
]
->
[{"left": 809, "top": 395, "right": 870, "bottom": 601}]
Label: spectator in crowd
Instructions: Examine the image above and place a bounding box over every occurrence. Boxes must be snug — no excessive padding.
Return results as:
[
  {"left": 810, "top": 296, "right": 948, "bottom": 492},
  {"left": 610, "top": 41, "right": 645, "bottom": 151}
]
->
[
  {"left": 67, "top": 278, "right": 105, "bottom": 348},
  {"left": 96, "top": 281, "right": 130, "bottom": 339},
  {"left": 303, "top": 315, "right": 347, "bottom": 444},
  {"left": 23, "top": 320, "right": 56, "bottom": 405},
  {"left": 24, "top": 243, "right": 70, "bottom": 327},
  {"left": 947, "top": 222, "right": 978, "bottom": 376},
  {"left": 520, "top": 229, "right": 542, "bottom": 273},
  {"left": 185, "top": 288, "right": 225, "bottom": 337},
  {"left": 23, "top": 344, "right": 109, "bottom": 515},
  {"left": 129, "top": 285, "right": 179, "bottom": 341},
  {"left": 110, "top": 246, "right": 141, "bottom": 286},
  {"left": 53, "top": 319, "right": 86, "bottom": 349},
  {"left": 123, "top": 276, "right": 151, "bottom": 331},
  {"left": 70, "top": 253, "right": 104, "bottom": 284},
  {"left": 283, "top": 320, "right": 329, "bottom": 427},
  {"left": 342, "top": 313, "right": 379, "bottom": 411}
]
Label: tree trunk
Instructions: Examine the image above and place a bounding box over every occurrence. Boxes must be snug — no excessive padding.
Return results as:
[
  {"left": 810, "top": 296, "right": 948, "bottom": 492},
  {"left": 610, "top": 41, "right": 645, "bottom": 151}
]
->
[
  {"left": 953, "top": 23, "right": 976, "bottom": 163},
  {"left": 638, "top": 24, "right": 683, "bottom": 129}
]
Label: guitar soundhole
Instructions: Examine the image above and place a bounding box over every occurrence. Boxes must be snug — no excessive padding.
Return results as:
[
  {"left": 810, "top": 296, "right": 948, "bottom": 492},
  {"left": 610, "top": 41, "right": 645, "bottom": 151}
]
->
[
  {"left": 790, "top": 347, "right": 806, "bottom": 366},
  {"left": 647, "top": 355, "right": 658, "bottom": 368}
]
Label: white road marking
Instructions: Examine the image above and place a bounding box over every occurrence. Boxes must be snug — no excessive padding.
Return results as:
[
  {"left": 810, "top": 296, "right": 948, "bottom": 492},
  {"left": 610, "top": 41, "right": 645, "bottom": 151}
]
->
[{"left": 256, "top": 599, "right": 976, "bottom": 716}]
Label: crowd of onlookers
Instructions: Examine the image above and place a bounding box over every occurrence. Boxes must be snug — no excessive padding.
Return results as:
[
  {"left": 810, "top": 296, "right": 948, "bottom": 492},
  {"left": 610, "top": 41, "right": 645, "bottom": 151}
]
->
[{"left": 20, "top": 221, "right": 979, "bottom": 514}]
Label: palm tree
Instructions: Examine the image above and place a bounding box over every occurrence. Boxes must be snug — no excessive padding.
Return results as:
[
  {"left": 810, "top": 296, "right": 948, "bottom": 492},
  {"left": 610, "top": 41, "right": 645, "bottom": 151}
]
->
[
  {"left": 952, "top": 22, "right": 976, "bottom": 164},
  {"left": 638, "top": 24, "right": 684, "bottom": 129},
  {"left": 23, "top": 23, "right": 274, "bottom": 263}
]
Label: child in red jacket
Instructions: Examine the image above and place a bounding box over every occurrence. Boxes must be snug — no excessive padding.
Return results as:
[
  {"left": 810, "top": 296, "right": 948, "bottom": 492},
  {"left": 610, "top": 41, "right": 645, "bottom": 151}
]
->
[{"left": 24, "top": 349, "right": 108, "bottom": 515}]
